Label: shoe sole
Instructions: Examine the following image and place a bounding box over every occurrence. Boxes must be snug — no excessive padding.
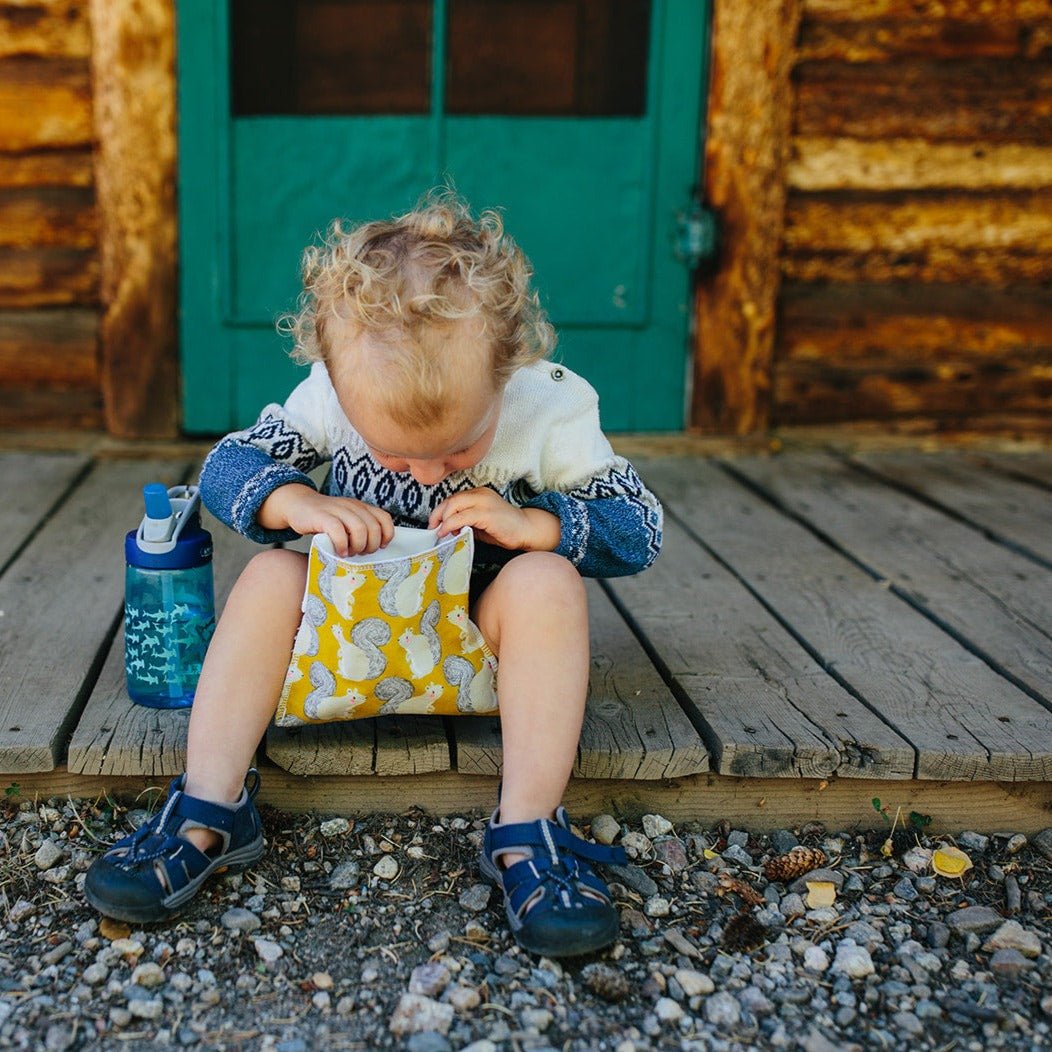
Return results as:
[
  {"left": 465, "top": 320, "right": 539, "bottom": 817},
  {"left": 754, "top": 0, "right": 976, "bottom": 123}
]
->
[
  {"left": 85, "top": 836, "right": 266, "bottom": 925},
  {"left": 478, "top": 851, "right": 620, "bottom": 958}
]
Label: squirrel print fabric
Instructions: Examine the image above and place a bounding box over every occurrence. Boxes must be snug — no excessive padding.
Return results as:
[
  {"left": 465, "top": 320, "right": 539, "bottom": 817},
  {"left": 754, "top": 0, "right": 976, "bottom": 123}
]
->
[{"left": 275, "top": 527, "right": 499, "bottom": 725}]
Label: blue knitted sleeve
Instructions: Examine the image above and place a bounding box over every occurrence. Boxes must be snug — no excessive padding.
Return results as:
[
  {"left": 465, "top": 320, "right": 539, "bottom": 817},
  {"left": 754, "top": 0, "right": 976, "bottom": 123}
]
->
[
  {"left": 523, "top": 461, "right": 663, "bottom": 578},
  {"left": 199, "top": 406, "right": 329, "bottom": 545}
]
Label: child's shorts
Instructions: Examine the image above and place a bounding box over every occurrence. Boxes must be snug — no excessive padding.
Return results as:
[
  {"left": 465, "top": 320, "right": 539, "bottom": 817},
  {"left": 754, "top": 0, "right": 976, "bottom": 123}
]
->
[{"left": 275, "top": 527, "right": 499, "bottom": 725}]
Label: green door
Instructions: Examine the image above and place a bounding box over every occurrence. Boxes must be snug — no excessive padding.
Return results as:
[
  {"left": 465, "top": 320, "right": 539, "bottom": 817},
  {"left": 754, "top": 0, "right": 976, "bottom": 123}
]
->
[{"left": 178, "top": 1, "right": 708, "bottom": 433}]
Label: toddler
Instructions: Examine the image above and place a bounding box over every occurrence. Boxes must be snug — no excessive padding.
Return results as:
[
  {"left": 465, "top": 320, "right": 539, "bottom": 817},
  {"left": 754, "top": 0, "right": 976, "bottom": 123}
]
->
[{"left": 85, "top": 190, "right": 663, "bottom": 957}]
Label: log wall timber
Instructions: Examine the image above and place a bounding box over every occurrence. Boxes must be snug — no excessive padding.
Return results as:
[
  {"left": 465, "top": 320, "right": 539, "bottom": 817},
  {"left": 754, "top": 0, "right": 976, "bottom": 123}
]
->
[
  {"left": 767, "top": 0, "right": 1052, "bottom": 432},
  {"left": 0, "top": 0, "right": 101, "bottom": 429},
  {"left": 691, "top": 0, "right": 803, "bottom": 434},
  {"left": 89, "top": 0, "right": 180, "bottom": 438}
]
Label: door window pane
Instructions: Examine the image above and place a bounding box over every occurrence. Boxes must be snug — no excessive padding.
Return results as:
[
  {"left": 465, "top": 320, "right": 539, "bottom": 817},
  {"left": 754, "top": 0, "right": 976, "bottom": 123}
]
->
[
  {"left": 231, "top": 1, "right": 432, "bottom": 115},
  {"left": 446, "top": 0, "right": 650, "bottom": 115}
]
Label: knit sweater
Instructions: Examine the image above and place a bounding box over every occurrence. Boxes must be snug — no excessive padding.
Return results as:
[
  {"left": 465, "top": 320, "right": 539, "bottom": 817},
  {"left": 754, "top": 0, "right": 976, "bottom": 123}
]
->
[{"left": 199, "top": 360, "right": 663, "bottom": 578}]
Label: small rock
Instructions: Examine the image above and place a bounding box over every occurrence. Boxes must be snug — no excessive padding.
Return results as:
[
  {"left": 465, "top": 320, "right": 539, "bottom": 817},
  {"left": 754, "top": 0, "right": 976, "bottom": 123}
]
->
[
  {"left": 620, "top": 832, "right": 653, "bottom": 859},
  {"left": 770, "top": 829, "right": 799, "bottom": 854},
  {"left": 82, "top": 963, "right": 109, "bottom": 985},
  {"left": 312, "top": 972, "right": 334, "bottom": 990},
  {"left": 329, "top": 861, "right": 360, "bottom": 889},
  {"left": 409, "top": 962, "right": 451, "bottom": 998},
  {"left": 128, "top": 998, "right": 163, "bottom": 1021},
  {"left": 373, "top": 856, "right": 400, "bottom": 880},
  {"left": 1030, "top": 828, "right": 1052, "bottom": 862},
  {"left": 41, "top": 941, "right": 72, "bottom": 967},
  {"left": 389, "top": 993, "right": 454, "bottom": 1036},
  {"left": 780, "top": 893, "right": 806, "bottom": 918},
  {"left": 958, "top": 831, "right": 989, "bottom": 853},
  {"left": 642, "top": 814, "right": 673, "bottom": 838},
  {"left": 606, "top": 863, "right": 658, "bottom": 898},
  {"left": 34, "top": 840, "right": 63, "bottom": 871},
  {"left": 674, "top": 969, "right": 714, "bottom": 996},
  {"left": 893, "top": 877, "right": 918, "bottom": 902},
  {"left": 319, "top": 817, "right": 350, "bottom": 837},
  {"left": 1005, "top": 833, "right": 1027, "bottom": 855},
  {"left": 458, "top": 884, "right": 491, "bottom": 913},
  {"left": 653, "top": 837, "right": 689, "bottom": 873},
  {"left": 655, "top": 997, "right": 683, "bottom": 1023},
  {"left": 644, "top": 896, "right": 670, "bottom": 917},
  {"left": 131, "top": 962, "right": 165, "bottom": 988},
  {"left": 803, "top": 946, "right": 830, "bottom": 973},
  {"left": 983, "top": 920, "right": 1042, "bottom": 958},
  {"left": 462, "top": 919, "right": 488, "bottom": 943},
  {"left": 520, "top": 1007, "right": 552, "bottom": 1031},
  {"left": 789, "top": 867, "right": 844, "bottom": 895},
  {"left": 311, "top": 991, "right": 330, "bottom": 1011},
  {"left": 704, "top": 991, "right": 741, "bottom": 1026},
  {"left": 405, "top": 1034, "right": 450, "bottom": 1052},
  {"left": 253, "top": 938, "right": 283, "bottom": 964},
  {"left": 946, "top": 905, "right": 1003, "bottom": 935},
  {"left": 427, "top": 931, "right": 451, "bottom": 954},
  {"left": 9, "top": 899, "right": 34, "bottom": 922},
  {"left": 831, "top": 941, "right": 874, "bottom": 979},
  {"left": 590, "top": 815, "right": 621, "bottom": 845},
  {"left": 445, "top": 985, "right": 481, "bottom": 1012},
  {"left": 727, "top": 830, "right": 750, "bottom": 848},
  {"left": 892, "top": 1011, "right": 924, "bottom": 1038},
  {"left": 721, "top": 844, "right": 753, "bottom": 866},
  {"left": 901, "top": 847, "right": 933, "bottom": 873},
  {"left": 989, "top": 948, "right": 1035, "bottom": 978},
  {"left": 220, "top": 908, "right": 261, "bottom": 933}
]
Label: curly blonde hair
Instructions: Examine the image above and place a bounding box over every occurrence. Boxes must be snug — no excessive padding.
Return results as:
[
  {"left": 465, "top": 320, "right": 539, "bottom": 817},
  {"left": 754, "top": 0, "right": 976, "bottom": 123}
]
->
[{"left": 279, "top": 189, "right": 556, "bottom": 430}]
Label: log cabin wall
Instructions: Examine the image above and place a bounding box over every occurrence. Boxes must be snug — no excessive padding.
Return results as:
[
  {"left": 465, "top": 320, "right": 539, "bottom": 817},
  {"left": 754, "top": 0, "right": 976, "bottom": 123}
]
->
[
  {"left": 774, "top": 0, "right": 1052, "bottom": 432},
  {"left": 0, "top": 0, "right": 102, "bottom": 429}
]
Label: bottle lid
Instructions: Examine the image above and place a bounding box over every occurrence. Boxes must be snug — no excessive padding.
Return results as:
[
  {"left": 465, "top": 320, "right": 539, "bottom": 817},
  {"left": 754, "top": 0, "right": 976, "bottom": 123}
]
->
[{"left": 126, "top": 484, "right": 213, "bottom": 570}]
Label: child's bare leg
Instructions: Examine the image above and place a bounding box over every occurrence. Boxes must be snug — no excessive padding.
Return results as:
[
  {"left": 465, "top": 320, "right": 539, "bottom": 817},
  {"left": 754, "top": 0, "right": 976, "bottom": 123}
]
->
[
  {"left": 472, "top": 552, "right": 589, "bottom": 869},
  {"left": 181, "top": 549, "right": 307, "bottom": 854}
]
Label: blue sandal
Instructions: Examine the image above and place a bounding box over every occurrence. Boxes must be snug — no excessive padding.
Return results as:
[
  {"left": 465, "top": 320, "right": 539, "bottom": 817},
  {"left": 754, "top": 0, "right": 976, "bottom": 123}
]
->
[
  {"left": 480, "top": 804, "right": 628, "bottom": 957},
  {"left": 84, "top": 770, "right": 265, "bottom": 924}
]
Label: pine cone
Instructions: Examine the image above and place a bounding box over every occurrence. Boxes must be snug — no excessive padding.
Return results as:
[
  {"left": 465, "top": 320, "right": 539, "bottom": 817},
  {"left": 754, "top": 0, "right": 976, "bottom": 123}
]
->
[
  {"left": 716, "top": 872, "right": 765, "bottom": 907},
  {"left": 721, "top": 911, "right": 767, "bottom": 953},
  {"left": 763, "top": 846, "right": 828, "bottom": 882}
]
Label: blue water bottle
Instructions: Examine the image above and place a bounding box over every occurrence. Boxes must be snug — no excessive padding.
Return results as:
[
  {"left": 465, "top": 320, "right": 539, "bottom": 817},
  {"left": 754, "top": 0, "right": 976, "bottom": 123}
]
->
[{"left": 124, "top": 484, "right": 216, "bottom": 708}]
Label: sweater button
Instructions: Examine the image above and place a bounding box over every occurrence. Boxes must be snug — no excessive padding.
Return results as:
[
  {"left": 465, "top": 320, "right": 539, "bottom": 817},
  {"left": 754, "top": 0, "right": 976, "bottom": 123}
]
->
[{"left": 550, "top": 367, "right": 565, "bottom": 381}]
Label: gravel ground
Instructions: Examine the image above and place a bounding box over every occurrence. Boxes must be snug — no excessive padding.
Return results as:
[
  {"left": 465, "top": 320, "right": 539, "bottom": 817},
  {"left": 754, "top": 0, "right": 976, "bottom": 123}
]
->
[{"left": 0, "top": 789, "right": 1050, "bottom": 1051}]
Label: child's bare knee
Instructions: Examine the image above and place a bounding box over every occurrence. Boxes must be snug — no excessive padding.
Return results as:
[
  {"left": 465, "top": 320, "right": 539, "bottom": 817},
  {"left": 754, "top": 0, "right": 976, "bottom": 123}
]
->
[
  {"left": 498, "top": 552, "right": 585, "bottom": 604},
  {"left": 241, "top": 548, "right": 307, "bottom": 593}
]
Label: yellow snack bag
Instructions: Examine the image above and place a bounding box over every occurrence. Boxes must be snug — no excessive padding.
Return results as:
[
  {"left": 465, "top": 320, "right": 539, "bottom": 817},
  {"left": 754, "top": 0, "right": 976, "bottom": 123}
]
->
[{"left": 275, "top": 527, "right": 498, "bottom": 725}]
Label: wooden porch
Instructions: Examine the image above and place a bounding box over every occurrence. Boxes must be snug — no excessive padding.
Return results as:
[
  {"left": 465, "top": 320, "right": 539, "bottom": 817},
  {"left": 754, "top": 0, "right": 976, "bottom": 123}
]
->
[{"left": 2, "top": 441, "right": 1051, "bottom": 832}]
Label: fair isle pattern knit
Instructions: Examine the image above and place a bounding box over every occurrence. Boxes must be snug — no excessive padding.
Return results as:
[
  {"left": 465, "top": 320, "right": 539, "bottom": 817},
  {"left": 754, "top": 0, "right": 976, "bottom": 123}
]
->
[{"left": 200, "top": 361, "right": 663, "bottom": 579}]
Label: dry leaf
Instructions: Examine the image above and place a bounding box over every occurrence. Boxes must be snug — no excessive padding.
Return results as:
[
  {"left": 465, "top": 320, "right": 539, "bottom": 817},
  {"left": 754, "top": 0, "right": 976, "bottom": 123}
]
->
[
  {"left": 703, "top": 848, "right": 718, "bottom": 860},
  {"left": 880, "top": 837, "right": 894, "bottom": 858},
  {"left": 932, "top": 845, "right": 973, "bottom": 878},
  {"left": 99, "top": 917, "right": 131, "bottom": 941},
  {"left": 805, "top": 881, "right": 837, "bottom": 908}
]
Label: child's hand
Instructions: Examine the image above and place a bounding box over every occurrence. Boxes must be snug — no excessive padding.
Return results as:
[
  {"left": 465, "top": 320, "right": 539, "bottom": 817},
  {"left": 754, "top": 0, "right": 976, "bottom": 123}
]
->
[
  {"left": 428, "top": 488, "right": 561, "bottom": 552},
  {"left": 259, "top": 484, "right": 394, "bottom": 556}
]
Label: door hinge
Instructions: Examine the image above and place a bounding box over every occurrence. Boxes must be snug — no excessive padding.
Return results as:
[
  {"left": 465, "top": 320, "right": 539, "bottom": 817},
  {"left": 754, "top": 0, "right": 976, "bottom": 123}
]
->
[{"left": 673, "top": 196, "right": 719, "bottom": 271}]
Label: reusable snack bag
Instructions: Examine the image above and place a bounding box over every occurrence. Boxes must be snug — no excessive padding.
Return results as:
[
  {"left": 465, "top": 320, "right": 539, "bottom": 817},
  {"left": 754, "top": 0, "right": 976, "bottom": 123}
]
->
[{"left": 275, "top": 526, "right": 498, "bottom": 725}]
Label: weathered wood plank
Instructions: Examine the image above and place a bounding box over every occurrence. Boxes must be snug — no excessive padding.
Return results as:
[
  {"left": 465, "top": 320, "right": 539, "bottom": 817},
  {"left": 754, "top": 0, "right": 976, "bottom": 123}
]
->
[
  {"left": 67, "top": 507, "right": 259, "bottom": 777},
  {"left": 975, "top": 450, "right": 1052, "bottom": 490},
  {"left": 0, "top": 308, "right": 97, "bottom": 384},
  {"left": 8, "top": 763, "right": 1052, "bottom": 834},
  {"left": 789, "top": 138, "right": 1052, "bottom": 191},
  {"left": 803, "top": 1, "right": 1050, "bottom": 19},
  {"left": 453, "top": 580, "right": 709, "bottom": 780},
  {"left": 783, "top": 190, "right": 1052, "bottom": 285},
  {"left": 727, "top": 452, "right": 1052, "bottom": 715},
  {"left": 605, "top": 510, "right": 907, "bottom": 779},
  {"left": 773, "top": 356, "right": 1052, "bottom": 427},
  {"left": 0, "top": 149, "right": 94, "bottom": 189},
  {"left": 853, "top": 450, "right": 1052, "bottom": 565},
  {"left": 0, "top": 458, "right": 189, "bottom": 772},
  {"left": 0, "top": 246, "right": 98, "bottom": 307},
  {"left": 0, "top": 56, "right": 92, "bottom": 151},
  {"left": 0, "top": 450, "right": 87, "bottom": 570},
  {"left": 798, "top": 16, "right": 1046, "bottom": 62},
  {"left": 691, "top": 0, "right": 802, "bottom": 433},
  {"left": 794, "top": 60, "right": 1052, "bottom": 143},
  {"left": 0, "top": 384, "right": 102, "bottom": 429},
  {"left": 646, "top": 457, "right": 1052, "bottom": 781},
  {"left": 0, "top": 1, "right": 91, "bottom": 59},
  {"left": 373, "top": 716, "right": 450, "bottom": 775},
  {"left": 779, "top": 283, "right": 1052, "bottom": 363},
  {"left": 89, "top": 0, "right": 179, "bottom": 439},
  {"left": 0, "top": 186, "right": 96, "bottom": 248},
  {"left": 265, "top": 720, "right": 376, "bottom": 778}
]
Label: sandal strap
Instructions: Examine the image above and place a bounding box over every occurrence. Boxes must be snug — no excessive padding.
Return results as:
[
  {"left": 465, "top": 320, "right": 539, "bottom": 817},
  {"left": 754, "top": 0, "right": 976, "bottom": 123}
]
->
[
  {"left": 500, "top": 852, "right": 612, "bottom": 917},
  {"left": 487, "top": 816, "right": 628, "bottom": 869}
]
